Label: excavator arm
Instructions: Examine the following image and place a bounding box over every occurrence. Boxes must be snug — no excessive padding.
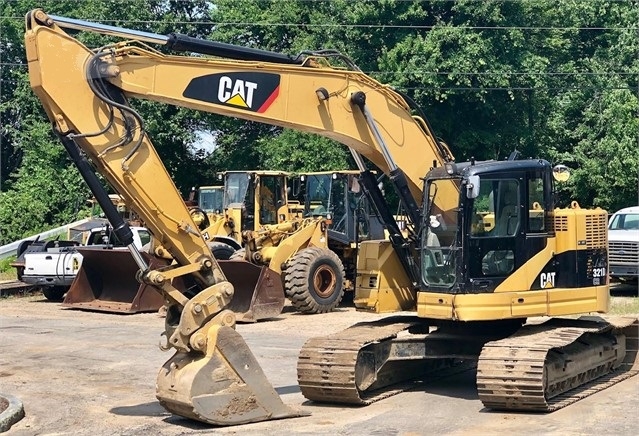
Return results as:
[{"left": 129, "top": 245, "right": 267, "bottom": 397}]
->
[
  {"left": 23, "top": 9, "right": 455, "bottom": 425},
  {"left": 25, "top": 10, "right": 307, "bottom": 425}
]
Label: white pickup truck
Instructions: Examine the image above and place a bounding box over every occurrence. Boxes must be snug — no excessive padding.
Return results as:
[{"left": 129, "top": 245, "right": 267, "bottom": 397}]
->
[
  {"left": 21, "top": 226, "right": 150, "bottom": 300},
  {"left": 608, "top": 206, "right": 639, "bottom": 284}
]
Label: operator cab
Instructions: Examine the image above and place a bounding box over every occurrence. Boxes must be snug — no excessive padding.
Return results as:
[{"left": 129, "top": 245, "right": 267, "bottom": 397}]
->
[
  {"left": 298, "top": 171, "right": 384, "bottom": 244},
  {"left": 422, "top": 159, "right": 554, "bottom": 294},
  {"left": 198, "top": 185, "right": 224, "bottom": 214},
  {"left": 221, "top": 171, "right": 289, "bottom": 230}
]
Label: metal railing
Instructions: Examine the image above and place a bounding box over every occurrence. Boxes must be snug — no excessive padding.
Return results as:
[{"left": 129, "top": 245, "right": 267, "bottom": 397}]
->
[{"left": 0, "top": 218, "right": 92, "bottom": 260}]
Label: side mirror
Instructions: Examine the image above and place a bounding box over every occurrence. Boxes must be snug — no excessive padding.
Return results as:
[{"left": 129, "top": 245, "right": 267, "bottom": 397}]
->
[
  {"left": 466, "top": 175, "right": 480, "bottom": 199},
  {"left": 553, "top": 164, "right": 571, "bottom": 182}
]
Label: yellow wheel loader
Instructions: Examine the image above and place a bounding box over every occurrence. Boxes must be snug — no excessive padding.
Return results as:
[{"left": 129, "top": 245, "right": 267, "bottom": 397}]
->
[
  {"left": 24, "top": 10, "right": 637, "bottom": 427},
  {"left": 197, "top": 170, "right": 293, "bottom": 249},
  {"left": 217, "top": 170, "right": 347, "bottom": 315},
  {"left": 186, "top": 169, "right": 348, "bottom": 318},
  {"left": 283, "top": 170, "right": 385, "bottom": 312},
  {"left": 196, "top": 185, "right": 224, "bottom": 216}
]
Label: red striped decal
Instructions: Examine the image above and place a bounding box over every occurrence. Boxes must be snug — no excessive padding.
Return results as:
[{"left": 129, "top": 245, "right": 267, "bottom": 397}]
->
[{"left": 257, "top": 85, "right": 279, "bottom": 113}]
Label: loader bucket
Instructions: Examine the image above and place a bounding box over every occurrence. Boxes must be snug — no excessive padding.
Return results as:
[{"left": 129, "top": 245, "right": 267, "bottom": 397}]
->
[
  {"left": 62, "top": 248, "right": 165, "bottom": 314},
  {"left": 156, "top": 325, "right": 306, "bottom": 425},
  {"left": 218, "top": 260, "right": 285, "bottom": 323}
]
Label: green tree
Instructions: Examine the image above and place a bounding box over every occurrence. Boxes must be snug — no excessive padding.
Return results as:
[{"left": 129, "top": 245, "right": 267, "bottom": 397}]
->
[
  {"left": 2, "top": 0, "right": 637, "bottom": 245},
  {"left": 0, "top": 1, "right": 218, "bottom": 242}
]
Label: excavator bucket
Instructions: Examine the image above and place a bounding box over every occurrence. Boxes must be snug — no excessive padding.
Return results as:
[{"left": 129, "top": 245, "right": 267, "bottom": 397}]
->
[
  {"left": 62, "top": 248, "right": 165, "bottom": 314},
  {"left": 157, "top": 324, "right": 306, "bottom": 425},
  {"left": 217, "top": 260, "right": 285, "bottom": 322}
]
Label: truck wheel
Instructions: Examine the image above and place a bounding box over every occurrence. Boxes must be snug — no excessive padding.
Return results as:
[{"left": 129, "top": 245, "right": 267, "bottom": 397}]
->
[
  {"left": 283, "top": 247, "right": 345, "bottom": 314},
  {"left": 14, "top": 240, "right": 34, "bottom": 281},
  {"left": 42, "top": 286, "right": 67, "bottom": 302},
  {"left": 207, "top": 242, "right": 236, "bottom": 260}
]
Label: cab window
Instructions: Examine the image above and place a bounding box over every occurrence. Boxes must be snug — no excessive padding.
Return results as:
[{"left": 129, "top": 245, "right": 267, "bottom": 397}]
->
[
  {"left": 137, "top": 230, "right": 151, "bottom": 247},
  {"left": 609, "top": 213, "right": 639, "bottom": 230},
  {"left": 527, "top": 175, "right": 546, "bottom": 232},
  {"left": 470, "top": 179, "right": 520, "bottom": 238}
]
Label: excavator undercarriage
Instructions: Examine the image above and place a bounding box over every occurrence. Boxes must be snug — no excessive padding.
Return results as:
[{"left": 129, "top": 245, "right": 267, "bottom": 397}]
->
[{"left": 299, "top": 316, "right": 638, "bottom": 411}]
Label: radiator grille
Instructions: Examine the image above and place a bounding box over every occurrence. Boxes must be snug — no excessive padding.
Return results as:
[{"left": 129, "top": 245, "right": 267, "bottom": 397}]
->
[
  {"left": 554, "top": 216, "right": 568, "bottom": 232},
  {"left": 609, "top": 241, "right": 639, "bottom": 264},
  {"left": 585, "top": 214, "right": 608, "bottom": 248}
]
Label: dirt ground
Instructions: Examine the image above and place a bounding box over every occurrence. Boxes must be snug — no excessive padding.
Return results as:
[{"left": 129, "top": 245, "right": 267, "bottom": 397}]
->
[{"left": 1, "top": 290, "right": 638, "bottom": 436}]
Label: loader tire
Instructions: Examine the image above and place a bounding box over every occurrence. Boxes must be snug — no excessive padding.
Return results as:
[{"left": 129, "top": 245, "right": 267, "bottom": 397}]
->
[
  {"left": 283, "top": 247, "right": 345, "bottom": 314},
  {"left": 207, "top": 242, "right": 236, "bottom": 260},
  {"left": 229, "top": 248, "right": 246, "bottom": 261},
  {"left": 42, "top": 286, "right": 67, "bottom": 302}
]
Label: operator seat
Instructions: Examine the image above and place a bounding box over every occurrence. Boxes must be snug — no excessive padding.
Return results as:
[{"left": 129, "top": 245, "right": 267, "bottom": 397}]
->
[{"left": 494, "top": 186, "right": 519, "bottom": 236}]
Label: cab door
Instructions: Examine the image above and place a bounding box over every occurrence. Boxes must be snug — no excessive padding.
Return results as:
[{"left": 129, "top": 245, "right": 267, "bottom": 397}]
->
[{"left": 465, "top": 175, "right": 527, "bottom": 292}]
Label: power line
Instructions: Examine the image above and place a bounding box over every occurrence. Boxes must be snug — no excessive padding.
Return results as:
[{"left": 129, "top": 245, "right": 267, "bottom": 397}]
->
[
  {"left": 1, "top": 61, "right": 636, "bottom": 76},
  {"left": 1, "top": 15, "right": 637, "bottom": 31},
  {"left": 404, "top": 86, "right": 638, "bottom": 91},
  {"left": 1, "top": 62, "right": 636, "bottom": 76}
]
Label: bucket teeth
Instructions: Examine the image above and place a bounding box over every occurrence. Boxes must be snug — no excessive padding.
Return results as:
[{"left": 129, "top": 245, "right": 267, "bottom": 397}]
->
[{"left": 156, "top": 325, "right": 306, "bottom": 425}]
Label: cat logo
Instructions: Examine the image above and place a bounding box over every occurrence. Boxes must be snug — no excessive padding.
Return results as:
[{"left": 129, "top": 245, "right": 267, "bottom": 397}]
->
[
  {"left": 217, "top": 77, "right": 258, "bottom": 108},
  {"left": 540, "top": 272, "right": 556, "bottom": 288},
  {"left": 183, "top": 72, "right": 280, "bottom": 113}
]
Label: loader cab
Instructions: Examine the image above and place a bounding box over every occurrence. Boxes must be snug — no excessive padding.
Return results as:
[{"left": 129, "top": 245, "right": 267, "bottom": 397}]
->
[
  {"left": 221, "top": 170, "right": 289, "bottom": 230},
  {"left": 298, "top": 171, "right": 384, "bottom": 244},
  {"left": 198, "top": 185, "right": 224, "bottom": 214},
  {"left": 421, "top": 159, "right": 554, "bottom": 294}
]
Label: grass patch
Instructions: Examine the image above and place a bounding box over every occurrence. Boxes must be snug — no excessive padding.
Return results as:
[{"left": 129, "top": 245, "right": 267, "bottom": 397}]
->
[
  {"left": 0, "top": 256, "right": 18, "bottom": 281},
  {"left": 0, "top": 271, "right": 16, "bottom": 281},
  {"left": 609, "top": 296, "right": 639, "bottom": 316},
  {"left": 0, "top": 288, "right": 41, "bottom": 300}
]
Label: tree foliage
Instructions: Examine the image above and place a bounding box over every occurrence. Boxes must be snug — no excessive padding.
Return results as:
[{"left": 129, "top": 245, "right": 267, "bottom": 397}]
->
[
  {"left": 1, "top": 0, "right": 637, "bottom": 243},
  {"left": 0, "top": 0, "right": 216, "bottom": 243}
]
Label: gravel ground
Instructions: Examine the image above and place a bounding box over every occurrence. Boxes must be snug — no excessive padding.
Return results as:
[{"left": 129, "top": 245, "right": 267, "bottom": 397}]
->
[{"left": 1, "top": 292, "right": 637, "bottom": 436}]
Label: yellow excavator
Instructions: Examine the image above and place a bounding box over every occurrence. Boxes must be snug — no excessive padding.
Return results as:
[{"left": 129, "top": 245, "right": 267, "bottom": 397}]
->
[{"left": 24, "top": 10, "right": 637, "bottom": 426}]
